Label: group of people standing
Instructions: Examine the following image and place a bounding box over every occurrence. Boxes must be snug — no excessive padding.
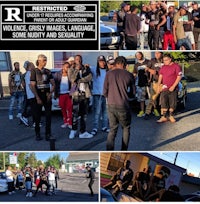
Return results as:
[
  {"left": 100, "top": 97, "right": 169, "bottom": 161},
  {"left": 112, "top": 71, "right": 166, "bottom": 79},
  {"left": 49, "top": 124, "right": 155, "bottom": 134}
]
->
[
  {"left": 116, "top": 1, "right": 200, "bottom": 50},
  {"left": 5, "top": 164, "right": 59, "bottom": 197},
  {"left": 7, "top": 51, "right": 182, "bottom": 151}
]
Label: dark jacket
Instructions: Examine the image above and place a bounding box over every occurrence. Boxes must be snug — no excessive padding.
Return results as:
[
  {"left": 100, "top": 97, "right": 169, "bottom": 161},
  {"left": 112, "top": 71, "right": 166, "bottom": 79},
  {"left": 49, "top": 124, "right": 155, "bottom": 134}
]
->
[
  {"left": 111, "top": 167, "right": 134, "bottom": 189},
  {"left": 54, "top": 70, "right": 71, "bottom": 98}
]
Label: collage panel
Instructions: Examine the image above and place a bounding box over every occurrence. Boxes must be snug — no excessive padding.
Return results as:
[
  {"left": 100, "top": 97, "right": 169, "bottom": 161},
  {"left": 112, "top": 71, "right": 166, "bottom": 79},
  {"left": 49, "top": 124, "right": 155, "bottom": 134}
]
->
[
  {"left": 0, "top": 51, "right": 200, "bottom": 151},
  {"left": 0, "top": 151, "right": 99, "bottom": 202},
  {"left": 100, "top": 151, "right": 200, "bottom": 202},
  {"left": 100, "top": 0, "right": 200, "bottom": 51}
]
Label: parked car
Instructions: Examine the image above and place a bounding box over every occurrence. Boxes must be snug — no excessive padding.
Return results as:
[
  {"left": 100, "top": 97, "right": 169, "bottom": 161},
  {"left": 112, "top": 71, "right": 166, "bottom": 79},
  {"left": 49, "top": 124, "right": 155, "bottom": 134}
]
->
[
  {"left": 0, "top": 172, "right": 8, "bottom": 193},
  {"left": 100, "top": 21, "right": 120, "bottom": 50},
  {"left": 108, "top": 10, "right": 117, "bottom": 20},
  {"left": 177, "top": 75, "right": 187, "bottom": 109},
  {"left": 100, "top": 187, "right": 116, "bottom": 202},
  {"left": 182, "top": 193, "right": 200, "bottom": 201}
]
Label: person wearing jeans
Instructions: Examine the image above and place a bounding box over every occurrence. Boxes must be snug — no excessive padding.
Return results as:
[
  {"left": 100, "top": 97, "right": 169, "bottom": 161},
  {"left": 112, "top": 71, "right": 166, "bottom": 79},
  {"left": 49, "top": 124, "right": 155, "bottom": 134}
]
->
[
  {"left": 103, "top": 56, "right": 135, "bottom": 150},
  {"left": 90, "top": 55, "right": 109, "bottom": 136},
  {"left": 8, "top": 62, "right": 24, "bottom": 120}
]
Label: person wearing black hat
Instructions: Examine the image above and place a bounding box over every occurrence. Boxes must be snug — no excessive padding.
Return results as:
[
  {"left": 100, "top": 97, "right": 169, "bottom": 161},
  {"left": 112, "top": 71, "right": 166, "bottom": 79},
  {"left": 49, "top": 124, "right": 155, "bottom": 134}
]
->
[
  {"left": 90, "top": 55, "right": 109, "bottom": 136},
  {"left": 192, "top": 1, "right": 200, "bottom": 49}
]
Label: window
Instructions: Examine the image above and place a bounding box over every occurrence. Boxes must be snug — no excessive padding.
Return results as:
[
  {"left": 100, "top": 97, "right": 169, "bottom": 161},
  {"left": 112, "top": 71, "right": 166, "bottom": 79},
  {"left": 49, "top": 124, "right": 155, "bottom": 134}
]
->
[
  {"left": 107, "top": 153, "right": 127, "bottom": 172},
  {"left": 0, "top": 52, "right": 11, "bottom": 71}
]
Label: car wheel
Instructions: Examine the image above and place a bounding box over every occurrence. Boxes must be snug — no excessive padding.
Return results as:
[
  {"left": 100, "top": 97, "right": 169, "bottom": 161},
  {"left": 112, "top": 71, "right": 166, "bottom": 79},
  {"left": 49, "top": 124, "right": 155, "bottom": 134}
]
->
[{"left": 180, "top": 96, "right": 186, "bottom": 109}]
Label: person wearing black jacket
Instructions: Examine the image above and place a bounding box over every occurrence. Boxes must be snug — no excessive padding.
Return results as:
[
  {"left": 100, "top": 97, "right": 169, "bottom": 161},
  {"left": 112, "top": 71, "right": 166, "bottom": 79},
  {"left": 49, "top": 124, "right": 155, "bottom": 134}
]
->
[
  {"left": 103, "top": 160, "right": 134, "bottom": 199},
  {"left": 86, "top": 166, "right": 95, "bottom": 196}
]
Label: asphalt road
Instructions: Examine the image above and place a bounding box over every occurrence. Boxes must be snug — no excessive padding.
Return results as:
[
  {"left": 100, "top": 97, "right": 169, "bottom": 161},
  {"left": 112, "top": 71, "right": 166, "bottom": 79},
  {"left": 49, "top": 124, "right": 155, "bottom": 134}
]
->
[
  {"left": 0, "top": 90, "right": 200, "bottom": 151},
  {"left": 0, "top": 172, "right": 99, "bottom": 202}
]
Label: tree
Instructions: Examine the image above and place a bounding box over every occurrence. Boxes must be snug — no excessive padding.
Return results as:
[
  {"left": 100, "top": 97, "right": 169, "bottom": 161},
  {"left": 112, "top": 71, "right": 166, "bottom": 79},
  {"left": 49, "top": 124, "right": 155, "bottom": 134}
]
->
[
  {"left": 26, "top": 152, "right": 37, "bottom": 168},
  {"left": 17, "top": 152, "right": 28, "bottom": 168},
  {"left": 45, "top": 154, "right": 61, "bottom": 169}
]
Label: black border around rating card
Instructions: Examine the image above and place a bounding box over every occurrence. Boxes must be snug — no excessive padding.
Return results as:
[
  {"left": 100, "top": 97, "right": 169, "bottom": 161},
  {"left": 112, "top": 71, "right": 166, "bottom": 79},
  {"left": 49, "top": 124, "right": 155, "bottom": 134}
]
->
[{"left": 0, "top": 0, "right": 99, "bottom": 50}]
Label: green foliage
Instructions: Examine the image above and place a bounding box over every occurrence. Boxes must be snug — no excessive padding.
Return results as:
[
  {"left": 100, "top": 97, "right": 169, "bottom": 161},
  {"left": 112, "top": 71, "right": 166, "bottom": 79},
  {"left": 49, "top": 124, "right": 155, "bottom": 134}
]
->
[
  {"left": 26, "top": 152, "right": 37, "bottom": 168},
  {"left": 164, "top": 52, "right": 190, "bottom": 68},
  {"left": 44, "top": 154, "right": 61, "bottom": 170},
  {"left": 100, "top": 1, "right": 150, "bottom": 13}
]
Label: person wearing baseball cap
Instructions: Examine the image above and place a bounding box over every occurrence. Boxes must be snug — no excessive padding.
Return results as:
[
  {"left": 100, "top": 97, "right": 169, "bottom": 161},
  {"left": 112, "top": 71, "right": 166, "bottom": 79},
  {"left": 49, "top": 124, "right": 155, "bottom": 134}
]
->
[
  {"left": 192, "top": 1, "right": 200, "bottom": 49},
  {"left": 90, "top": 55, "right": 109, "bottom": 137},
  {"left": 106, "top": 55, "right": 115, "bottom": 70},
  {"left": 173, "top": 4, "right": 192, "bottom": 50}
]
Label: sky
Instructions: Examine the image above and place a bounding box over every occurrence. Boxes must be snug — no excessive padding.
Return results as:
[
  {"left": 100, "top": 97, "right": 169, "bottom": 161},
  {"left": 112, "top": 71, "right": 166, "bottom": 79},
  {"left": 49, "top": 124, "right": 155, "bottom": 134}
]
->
[
  {"left": 149, "top": 152, "right": 200, "bottom": 177},
  {"left": 35, "top": 152, "right": 69, "bottom": 162}
]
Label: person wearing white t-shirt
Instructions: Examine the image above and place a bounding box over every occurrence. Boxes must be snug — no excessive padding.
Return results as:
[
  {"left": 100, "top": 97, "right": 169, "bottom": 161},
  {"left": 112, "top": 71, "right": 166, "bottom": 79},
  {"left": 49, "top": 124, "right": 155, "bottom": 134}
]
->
[
  {"left": 5, "top": 166, "right": 15, "bottom": 195},
  {"left": 48, "top": 167, "right": 56, "bottom": 195}
]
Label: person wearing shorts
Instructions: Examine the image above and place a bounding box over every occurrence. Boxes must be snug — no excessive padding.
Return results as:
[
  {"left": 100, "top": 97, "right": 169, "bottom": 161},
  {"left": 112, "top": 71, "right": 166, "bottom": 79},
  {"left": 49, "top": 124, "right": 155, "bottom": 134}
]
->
[{"left": 156, "top": 53, "right": 182, "bottom": 123}]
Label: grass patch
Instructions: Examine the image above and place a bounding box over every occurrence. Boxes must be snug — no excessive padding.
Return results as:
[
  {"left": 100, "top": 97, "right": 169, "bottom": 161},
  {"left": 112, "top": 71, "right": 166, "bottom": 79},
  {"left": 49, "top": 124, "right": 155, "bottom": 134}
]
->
[{"left": 100, "top": 173, "right": 112, "bottom": 179}]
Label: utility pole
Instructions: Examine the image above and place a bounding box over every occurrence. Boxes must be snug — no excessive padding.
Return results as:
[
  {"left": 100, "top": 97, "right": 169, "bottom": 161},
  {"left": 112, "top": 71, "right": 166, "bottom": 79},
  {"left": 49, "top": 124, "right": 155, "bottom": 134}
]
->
[{"left": 174, "top": 152, "right": 178, "bottom": 165}]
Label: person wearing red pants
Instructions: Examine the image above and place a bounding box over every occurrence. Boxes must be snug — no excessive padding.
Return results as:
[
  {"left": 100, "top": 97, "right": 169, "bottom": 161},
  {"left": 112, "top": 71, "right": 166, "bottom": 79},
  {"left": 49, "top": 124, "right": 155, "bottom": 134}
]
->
[
  {"left": 163, "top": 6, "right": 175, "bottom": 50},
  {"left": 54, "top": 62, "right": 72, "bottom": 129}
]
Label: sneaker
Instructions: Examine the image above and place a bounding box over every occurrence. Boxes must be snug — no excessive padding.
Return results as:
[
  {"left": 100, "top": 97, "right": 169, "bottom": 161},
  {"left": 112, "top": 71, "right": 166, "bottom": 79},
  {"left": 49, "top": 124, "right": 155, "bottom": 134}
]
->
[
  {"left": 69, "top": 130, "right": 76, "bottom": 139},
  {"left": 61, "top": 123, "right": 68, "bottom": 128},
  {"left": 67, "top": 124, "right": 72, "bottom": 129},
  {"left": 144, "top": 114, "right": 150, "bottom": 120},
  {"left": 8, "top": 192, "right": 12, "bottom": 195},
  {"left": 32, "top": 122, "right": 42, "bottom": 128},
  {"left": 157, "top": 116, "right": 168, "bottom": 123},
  {"left": 12, "top": 191, "right": 15, "bottom": 194},
  {"left": 79, "top": 131, "right": 93, "bottom": 139},
  {"left": 91, "top": 128, "right": 97, "bottom": 136},
  {"left": 153, "top": 109, "right": 160, "bottom": 117},
  {"left": 137, "top": 111, "right": 145, "bottom": 117},
  {"left": 16, "top": 113, "right": 22, "bottom": 118},
  {"left": 20, "top": 116, "right": 29, "bottom": 126},
  {"left": 102, "top": 127, "right": 109, "bottom": 133},
  {"left": 169, "top": 115, "right": 176, "bottom": 123},
  {"left": 9, "top": 115, "right": 13, "bottom": 120},
  {"left": 29, "top": 192, "right": 33, "bottom": 197}
]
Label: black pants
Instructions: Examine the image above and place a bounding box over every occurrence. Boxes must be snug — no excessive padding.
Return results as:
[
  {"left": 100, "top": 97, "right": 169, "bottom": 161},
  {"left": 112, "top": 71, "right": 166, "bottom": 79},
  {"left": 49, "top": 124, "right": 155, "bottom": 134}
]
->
[
  {"left": 30, "top": 95, "right": 52, "bottom": 136},
  {"left": 148, "top": 29, "right": 160, "bottom": 50},
  {"left": 34, "top": 180, "right": 50, "bottom": 195},
  {"left": 7, "top": 181, "right": 15, "bottom": 193},
  {"left": 125, "top": 35, "right": 137, "bottom": 50},
  {"left": 107, "top": 105, "right": 131, "bottom": 150},
  {"left": 88, "top": 179, "right": 94, "bottom": 195},
  {"left": 72, "top": 95, "right": 89, "bottom": 133}
]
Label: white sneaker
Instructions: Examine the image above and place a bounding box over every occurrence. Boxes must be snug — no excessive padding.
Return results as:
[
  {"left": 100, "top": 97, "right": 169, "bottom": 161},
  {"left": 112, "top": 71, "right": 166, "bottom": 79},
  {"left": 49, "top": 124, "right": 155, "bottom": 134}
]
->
[
  {"left": 69, "top": 130, "right": 76, "bottom": 139},
  {"left": 26, "top": 193, "right": 29, "bottom": 197},
  {"left": 8, "top": 192, "right": 12, "bottom": 195},
  {"left": 16, "top": 113, "right": 22, "bottom": 118},
  {"left": 20, "top": 116, "right": 29, "bottom": 126},
  {"left": 29, "top": 192, "right": 32, "bottom": 197},
  {"left": 79, "top": 132, "right": 93, "bottom": 139},
  {"left": 61, "top": 123, "right": 68, "bottom": 128},
  {"left": 9, "top": 115, "right": 13, "bottom": 120}
]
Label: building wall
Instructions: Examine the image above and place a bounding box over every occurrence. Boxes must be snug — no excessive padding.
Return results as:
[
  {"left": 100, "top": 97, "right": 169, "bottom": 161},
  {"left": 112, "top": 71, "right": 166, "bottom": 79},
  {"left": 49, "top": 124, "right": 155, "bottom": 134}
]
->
[{"left": 179, "top": 181, "right": 200, "bottom": 195}]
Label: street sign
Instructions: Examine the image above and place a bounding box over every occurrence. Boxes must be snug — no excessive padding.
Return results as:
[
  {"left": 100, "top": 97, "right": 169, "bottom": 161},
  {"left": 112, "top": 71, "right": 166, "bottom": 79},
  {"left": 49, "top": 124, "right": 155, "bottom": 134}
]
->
[{"left": 9, "top": 155, "right": 17, "bottom": 164}]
